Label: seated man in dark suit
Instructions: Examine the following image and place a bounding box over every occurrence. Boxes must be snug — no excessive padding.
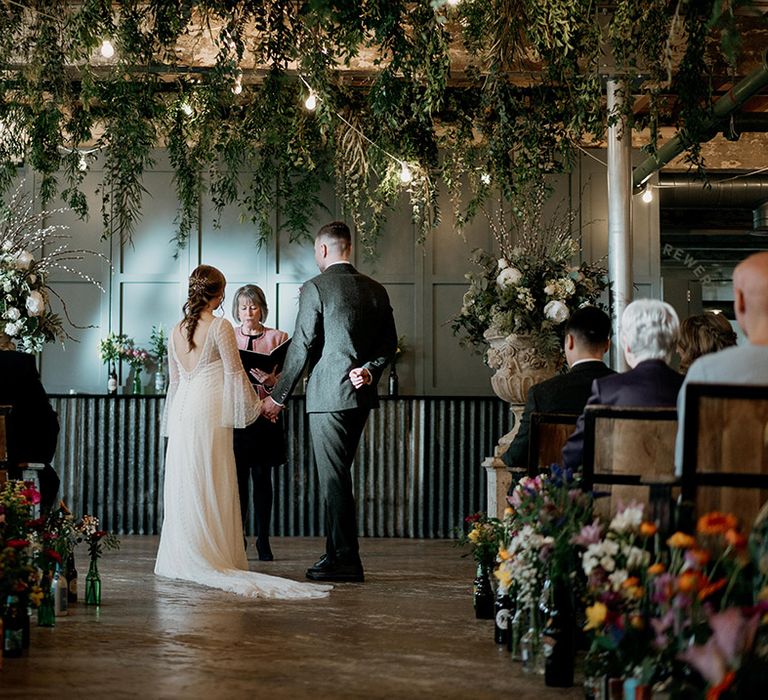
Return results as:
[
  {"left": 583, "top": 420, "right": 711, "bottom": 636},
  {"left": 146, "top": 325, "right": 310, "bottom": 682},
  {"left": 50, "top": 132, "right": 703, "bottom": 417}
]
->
[
  {"left": 562, "top": 299, "right": 684, "bottom": 470},
  {"left": 0, "top": 338, "right": 60, "bottom": 512},
  {"left": 503, "top": 306, "right": 614, "bottom": 471}
]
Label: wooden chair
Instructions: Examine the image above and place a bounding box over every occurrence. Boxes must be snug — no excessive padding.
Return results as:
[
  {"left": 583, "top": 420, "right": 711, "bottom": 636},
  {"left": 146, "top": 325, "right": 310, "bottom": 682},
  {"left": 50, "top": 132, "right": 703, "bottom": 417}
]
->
[
  {"left": 0, "top": 404, "right": 10, "bottom": 486},
  {"left": 680, "top": 382, "right": 768, "bottom": 533},
  {"left": 582, "top": 405, "right": 678, "bottom": 529},
  {"left": 527, "top": 412, "right": 578, "bottom": 476}
]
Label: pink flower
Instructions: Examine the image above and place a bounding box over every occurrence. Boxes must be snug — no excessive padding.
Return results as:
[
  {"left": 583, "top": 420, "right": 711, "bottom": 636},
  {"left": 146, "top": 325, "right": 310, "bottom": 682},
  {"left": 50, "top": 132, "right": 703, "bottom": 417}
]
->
[
  {"left": 571, "top": 518, "right": 603, "bottom": 546},
  {"left": 678, "top": 608, "right": 760, "bottom": 686}
]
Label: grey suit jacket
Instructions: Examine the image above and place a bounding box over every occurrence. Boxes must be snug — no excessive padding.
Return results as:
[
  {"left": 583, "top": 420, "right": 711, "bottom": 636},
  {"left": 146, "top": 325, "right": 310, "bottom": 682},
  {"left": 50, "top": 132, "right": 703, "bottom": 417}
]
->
[{"left": 271, "top": 262, "right": 397, "bottom": 413}]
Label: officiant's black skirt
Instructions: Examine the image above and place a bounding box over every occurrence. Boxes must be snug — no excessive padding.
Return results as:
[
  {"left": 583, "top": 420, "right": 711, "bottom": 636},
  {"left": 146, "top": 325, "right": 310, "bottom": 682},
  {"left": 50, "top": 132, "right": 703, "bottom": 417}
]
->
[{"left": 233, "top": 414, "right": 287, "bottom": 468}]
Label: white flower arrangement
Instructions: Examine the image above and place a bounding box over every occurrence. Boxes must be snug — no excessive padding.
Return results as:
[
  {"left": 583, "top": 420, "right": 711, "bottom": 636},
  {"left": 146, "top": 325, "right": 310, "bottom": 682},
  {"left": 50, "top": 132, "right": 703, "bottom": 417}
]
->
[
  {"left": 452, "top": 187, "right": 608, "bottom": 358},
  {"left": 0, "top": 185, "right": 106, "bottom": 353}
]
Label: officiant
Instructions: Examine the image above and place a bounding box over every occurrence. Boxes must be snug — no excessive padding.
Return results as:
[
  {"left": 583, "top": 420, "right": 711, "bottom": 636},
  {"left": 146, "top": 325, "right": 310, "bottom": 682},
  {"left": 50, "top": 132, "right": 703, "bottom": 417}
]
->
[{"left": 232, "top": 285, "right": 289, "bottom": 562}]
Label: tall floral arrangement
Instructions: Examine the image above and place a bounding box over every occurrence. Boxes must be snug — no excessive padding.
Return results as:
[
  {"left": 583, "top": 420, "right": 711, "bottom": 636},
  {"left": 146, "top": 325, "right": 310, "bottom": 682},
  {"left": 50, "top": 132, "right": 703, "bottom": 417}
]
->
[
  {"left": 452, "top": 188, "right": 607, "bottom": 358},
  {"left": 0, "top": 481, "right": 43, "bottom": 605},
  {"left": 0, "top": 185, "right": 105, "bottom": 353}
]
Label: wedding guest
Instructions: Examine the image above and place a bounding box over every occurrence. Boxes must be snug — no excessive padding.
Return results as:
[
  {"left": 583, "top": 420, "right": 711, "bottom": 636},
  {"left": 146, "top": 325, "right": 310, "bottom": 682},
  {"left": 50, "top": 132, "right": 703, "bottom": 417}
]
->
[
  {"left": 0, "top": 332, "right": 60, "bottom": 513},
  {"left": 675, "top": 252, "right": 768, "bottom": 472},
  {"left": 232, "top": 284, "right": 288, "bottom": 561},
  {"left": 502, "top": 306, "right": 614, "bottom": 471},
  {"left": 562, "top": 299, "right": 683, "bottom": 470},
  {"left": 677, "top": 312, "right": 737, "bottom": 374},
  {"left": 262, "top": 221, "right": 397, "bottom": 583}
]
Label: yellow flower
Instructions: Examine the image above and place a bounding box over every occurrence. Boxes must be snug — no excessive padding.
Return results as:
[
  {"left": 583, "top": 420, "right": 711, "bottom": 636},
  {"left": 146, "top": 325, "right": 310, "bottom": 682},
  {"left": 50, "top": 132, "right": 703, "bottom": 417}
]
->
[
  {"left": 495, "top": 568, "right": 512, "bottom": 589},
  {"left": 29, "top": 586, "right": 43, "bottom": 607},
  {"left": 498, "top": 547, "right": 511, "bottom": 561},
  {"left": 584, "top": 602, "right": 607, "bottom": 631},
  {"left": 503, "top": 507, "right": 513, "bottom": 517},
  {"left": 666, "top": 532, "right": 696, "bottom": 549},
  {"left": 467, "top": 529, "right": 480, "bottom": 543}
]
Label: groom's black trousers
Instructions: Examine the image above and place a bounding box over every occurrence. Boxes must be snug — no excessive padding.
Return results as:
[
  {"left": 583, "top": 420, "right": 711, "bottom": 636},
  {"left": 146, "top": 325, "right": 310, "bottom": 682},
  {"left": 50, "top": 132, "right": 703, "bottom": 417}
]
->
[{"left": 308, "top": 408, "right": 369, "bottom": 565}]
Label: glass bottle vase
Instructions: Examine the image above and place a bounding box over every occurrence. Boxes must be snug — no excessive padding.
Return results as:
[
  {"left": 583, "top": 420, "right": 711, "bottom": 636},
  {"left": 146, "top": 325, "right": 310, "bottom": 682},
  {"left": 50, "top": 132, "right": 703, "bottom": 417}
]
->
[
  {"left": 472, "top": 562, "right": 494, "bottom": 620},
  {"left": 37, "top": 586, "right": 55, "bottom": 627},
  {"left": 520, "top": 605, "right": 544, "bottom": 675},
  {"left": 85, "top": 559, "right": 101, "bottom": 606},
  {"left": 131, "top": 369, "right": 142, "bottom": 395}
]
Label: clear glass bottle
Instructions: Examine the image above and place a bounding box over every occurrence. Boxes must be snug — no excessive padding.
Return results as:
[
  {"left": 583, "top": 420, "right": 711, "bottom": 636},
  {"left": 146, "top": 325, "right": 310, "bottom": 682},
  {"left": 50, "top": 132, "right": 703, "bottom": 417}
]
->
[{"left": 53, "top": 564, "right": 68, "bottom": 617}]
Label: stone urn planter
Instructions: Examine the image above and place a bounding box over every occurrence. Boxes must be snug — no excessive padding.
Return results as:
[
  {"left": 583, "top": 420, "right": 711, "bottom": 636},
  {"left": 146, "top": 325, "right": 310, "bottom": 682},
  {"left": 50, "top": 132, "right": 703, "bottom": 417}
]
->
[{"left": 482, "top": 330, "right": 560, "bottom": 516}]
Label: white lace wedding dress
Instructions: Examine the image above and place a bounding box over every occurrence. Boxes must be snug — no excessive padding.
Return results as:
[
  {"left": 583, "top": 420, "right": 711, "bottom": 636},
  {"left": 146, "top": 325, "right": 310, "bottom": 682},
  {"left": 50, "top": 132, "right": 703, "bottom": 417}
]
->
[{"left": 155, "top": 317, "right": 330, "bottom": 599}]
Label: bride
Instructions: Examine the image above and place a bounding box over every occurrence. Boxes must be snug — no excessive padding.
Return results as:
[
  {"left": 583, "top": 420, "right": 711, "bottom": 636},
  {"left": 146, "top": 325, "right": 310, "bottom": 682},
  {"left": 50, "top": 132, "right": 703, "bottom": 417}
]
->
[{"left": 154, "top": 264, "right": 330, "bottom": 599}]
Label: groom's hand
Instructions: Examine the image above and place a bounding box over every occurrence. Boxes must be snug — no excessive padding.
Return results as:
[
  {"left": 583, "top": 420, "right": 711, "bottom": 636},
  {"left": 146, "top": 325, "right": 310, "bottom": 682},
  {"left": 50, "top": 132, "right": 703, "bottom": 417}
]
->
[
  {"left": 349, "top": 367, "right": 372, "bottom": 390},
  {"left": 261, "top": 396, "right": 284, "bottom": 422}
]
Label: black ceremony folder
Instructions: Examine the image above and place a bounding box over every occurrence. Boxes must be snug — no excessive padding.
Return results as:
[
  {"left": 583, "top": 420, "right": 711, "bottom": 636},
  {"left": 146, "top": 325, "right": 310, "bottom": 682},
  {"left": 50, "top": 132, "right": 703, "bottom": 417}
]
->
[{"left": 239, "top": 339, "right": 292, "bottom": 374}]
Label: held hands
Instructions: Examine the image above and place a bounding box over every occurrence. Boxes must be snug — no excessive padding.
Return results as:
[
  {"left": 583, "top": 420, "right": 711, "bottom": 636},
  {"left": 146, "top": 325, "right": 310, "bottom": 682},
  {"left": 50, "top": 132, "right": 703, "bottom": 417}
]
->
[
  {"left": 348, "top": 367, "right": 372, "bottom": 390},
  {"left": 261, "top": 396, "right": 284, "bottom": 423}
]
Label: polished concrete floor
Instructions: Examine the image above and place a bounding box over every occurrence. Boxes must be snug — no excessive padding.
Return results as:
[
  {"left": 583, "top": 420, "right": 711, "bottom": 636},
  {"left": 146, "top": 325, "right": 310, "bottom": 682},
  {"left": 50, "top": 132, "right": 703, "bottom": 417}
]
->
[{"left": 1, "top": 537, "right": 582, "bottom": 699}]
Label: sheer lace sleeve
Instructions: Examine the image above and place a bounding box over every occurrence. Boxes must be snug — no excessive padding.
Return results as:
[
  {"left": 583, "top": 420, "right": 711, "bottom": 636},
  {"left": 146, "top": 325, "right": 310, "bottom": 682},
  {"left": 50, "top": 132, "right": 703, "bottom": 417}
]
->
[
  {"left": 160, "top": 331, "right": 180, "bottom": 437},
  {"left": 215, "top": 318, "right": 261, "bottom": 428}
]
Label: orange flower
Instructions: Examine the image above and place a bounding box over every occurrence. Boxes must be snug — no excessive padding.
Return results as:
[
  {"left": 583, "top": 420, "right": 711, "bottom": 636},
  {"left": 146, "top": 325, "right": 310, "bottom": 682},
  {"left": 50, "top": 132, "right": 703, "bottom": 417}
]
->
[
  {"left": 678, "top": 570, "right": 705, "bottom": 594},
  {"left": 687, "top": 548, "right": 711, "bottom": 568},
  {"left": 697, "top": 511, "right": 738, "bottom": 535},
  {"left": 648, "top": 562, "right": 666, "bottom": 576},
  {"left": 667, "top": 532, "right": 697, "bottom": 549},
  {"left": 639, "top": 521, "right": 658, "bottom": 537},
  {"left": 698, "top": 578, "right": 727, "bottom": 601},
  {"left": 707, "top": 670, "right": 736, "bottom": 700},
  {"left": 629, "top": 614, "right": 645, "bottom": 630},
  {"left": 724, "top": 528, "right": 747, "bottom": 551},
  {"left": 622, "top": 576, "right": 641, "bottom": 589}
]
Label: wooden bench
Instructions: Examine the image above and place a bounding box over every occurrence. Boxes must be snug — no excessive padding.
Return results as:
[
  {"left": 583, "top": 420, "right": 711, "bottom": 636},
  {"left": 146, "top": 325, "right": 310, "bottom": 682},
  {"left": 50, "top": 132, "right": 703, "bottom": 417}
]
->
[
  {"left": 582, "top": 405, "right": 678, "bottom": 531},
  {"left": 527, "top": 412, "right": 578, "bottom": 476},
  {"left": 681, "top": 382, "right": 768, "bottom": 532}
]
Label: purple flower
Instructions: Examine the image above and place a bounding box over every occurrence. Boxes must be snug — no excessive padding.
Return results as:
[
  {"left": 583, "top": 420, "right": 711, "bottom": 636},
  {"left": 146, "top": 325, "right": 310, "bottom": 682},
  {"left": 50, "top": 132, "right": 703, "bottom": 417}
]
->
[{"left": 571, "top": 518, "right": 603, "bottom": 546}]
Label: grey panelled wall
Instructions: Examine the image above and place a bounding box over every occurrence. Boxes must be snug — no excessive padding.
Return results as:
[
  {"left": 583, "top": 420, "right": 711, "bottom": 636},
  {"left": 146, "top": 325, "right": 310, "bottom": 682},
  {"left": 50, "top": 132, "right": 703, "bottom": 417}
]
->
[
  {"left": 35, "top": 147, "right": 662, "bottom": 397},
  {"left": 51, "top": 395, "right": 509, "bottom": 538}
]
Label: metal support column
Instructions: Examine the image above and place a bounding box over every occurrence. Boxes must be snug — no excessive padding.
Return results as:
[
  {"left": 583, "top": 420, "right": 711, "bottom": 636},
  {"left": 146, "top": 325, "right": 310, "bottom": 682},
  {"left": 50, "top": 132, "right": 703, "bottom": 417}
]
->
[{"left": 606, "top": 79, "right": 633, "bottom": 371}]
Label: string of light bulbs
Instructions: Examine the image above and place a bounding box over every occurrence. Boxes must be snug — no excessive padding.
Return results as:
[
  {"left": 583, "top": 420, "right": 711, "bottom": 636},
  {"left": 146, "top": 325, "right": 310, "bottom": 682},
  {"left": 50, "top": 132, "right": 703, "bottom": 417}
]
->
[{"left": 297, "top": 74, "right": 414, "bottom": 184}]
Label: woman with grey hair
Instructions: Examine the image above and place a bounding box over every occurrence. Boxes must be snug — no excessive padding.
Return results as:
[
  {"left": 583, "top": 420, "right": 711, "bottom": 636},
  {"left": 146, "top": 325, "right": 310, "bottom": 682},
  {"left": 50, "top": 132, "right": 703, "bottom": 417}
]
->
[
  {"left": 620, "top": 298, "right": 680, "bottom": 366},
  {"left": 561, "top": 298, "right": 684, "bottom": 470},
  {"left": 232, "top": 284, "right": 288, "bottom": 561}
]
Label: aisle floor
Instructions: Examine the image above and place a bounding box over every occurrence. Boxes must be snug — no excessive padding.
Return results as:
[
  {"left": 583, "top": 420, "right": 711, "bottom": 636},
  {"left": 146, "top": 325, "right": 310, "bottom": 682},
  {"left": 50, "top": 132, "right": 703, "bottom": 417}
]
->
[{"left": 0, "top": 537, "right": 582, "bottom": 699}]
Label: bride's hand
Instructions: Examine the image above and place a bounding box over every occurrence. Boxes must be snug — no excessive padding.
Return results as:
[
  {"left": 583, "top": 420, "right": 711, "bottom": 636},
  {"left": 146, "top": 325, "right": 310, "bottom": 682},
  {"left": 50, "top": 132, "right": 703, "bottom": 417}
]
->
[{"left": 249, "top": 364, "right": 279, "bottom": 388}]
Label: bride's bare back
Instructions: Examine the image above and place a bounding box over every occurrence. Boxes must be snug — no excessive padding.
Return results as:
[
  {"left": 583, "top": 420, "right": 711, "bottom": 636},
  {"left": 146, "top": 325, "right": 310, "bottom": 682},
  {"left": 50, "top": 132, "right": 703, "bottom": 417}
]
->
[{"left": 173, "top": 316, "right": 214, "bottom": 373}]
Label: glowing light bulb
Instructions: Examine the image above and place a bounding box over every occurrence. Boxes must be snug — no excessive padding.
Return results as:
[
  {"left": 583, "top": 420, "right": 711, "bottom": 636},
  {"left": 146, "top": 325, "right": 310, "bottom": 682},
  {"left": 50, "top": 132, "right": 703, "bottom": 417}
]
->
[
  {"left": 304, "top": 91, "right": 317, "bottom": 111},
  {"left": 399, "top": 161, "right": 413, "bottom": 184},
  {"left": 480, "top": 172, "right": 491, "bottom": 185},
  {"left": 100, "top": 39, "right": 115, "bottom": 58},
  {"left": 78, "top": 153, "right": 88, "bottom": 172},
  {"left": 181, "top": 102, "right": 193, "bottom": 117},
  {"left": 641, "top": 187, "right": 653, "bottom": 204}
]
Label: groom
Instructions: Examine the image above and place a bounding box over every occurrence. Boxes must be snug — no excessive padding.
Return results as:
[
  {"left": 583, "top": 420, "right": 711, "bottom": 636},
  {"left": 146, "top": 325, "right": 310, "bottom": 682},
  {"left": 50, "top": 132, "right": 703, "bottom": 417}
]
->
[{"left": 262, "top": 221, "right": 397, "bottom": 582}]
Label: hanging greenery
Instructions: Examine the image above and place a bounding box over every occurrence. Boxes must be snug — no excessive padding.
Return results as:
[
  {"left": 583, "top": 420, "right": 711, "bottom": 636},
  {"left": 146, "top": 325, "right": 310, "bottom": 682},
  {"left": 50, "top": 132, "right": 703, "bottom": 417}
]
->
[{"left": 0, "top": 0, "right": 757, "bottom": 254}]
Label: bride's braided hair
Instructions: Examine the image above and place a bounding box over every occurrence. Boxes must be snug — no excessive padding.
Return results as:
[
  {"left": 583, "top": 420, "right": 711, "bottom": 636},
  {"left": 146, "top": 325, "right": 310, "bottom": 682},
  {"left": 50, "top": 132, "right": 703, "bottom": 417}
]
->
[{"left": 182, "top": 265, "right": 226, "bottom": 349}]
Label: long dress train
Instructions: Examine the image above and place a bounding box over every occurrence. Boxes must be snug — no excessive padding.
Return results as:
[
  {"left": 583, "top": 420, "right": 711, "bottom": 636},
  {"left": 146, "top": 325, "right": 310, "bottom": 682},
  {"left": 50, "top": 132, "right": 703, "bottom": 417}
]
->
[{"left": 154, "top": 317, "right": 330, "bottom": 600}]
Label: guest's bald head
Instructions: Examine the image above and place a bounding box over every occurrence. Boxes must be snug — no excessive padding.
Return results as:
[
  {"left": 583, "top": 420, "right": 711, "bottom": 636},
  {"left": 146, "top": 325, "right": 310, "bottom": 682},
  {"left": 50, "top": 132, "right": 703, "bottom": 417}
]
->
[{"left": 733, "top": 251, "right": 768, "bottom": 342}]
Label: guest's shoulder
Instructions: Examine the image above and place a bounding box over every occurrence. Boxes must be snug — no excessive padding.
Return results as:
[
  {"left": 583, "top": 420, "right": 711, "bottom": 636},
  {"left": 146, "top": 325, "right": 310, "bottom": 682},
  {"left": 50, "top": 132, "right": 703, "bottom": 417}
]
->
[
  {"left": 263, "top": 328, "right": 289, "bottom": 344},
  {"left": 687, "top": 343, "right": 766, "bottom": 379},
  {"left": 0, "top": 350, "right": 35, "bottom": 372}
]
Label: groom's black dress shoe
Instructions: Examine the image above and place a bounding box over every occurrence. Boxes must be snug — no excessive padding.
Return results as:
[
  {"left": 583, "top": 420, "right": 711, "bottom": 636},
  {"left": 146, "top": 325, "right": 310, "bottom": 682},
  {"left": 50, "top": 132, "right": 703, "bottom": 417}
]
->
[
  {"left": 256, "top": 538, "right": 274, "bottom": 562},
  {"left": 306, "top": 561, "right": 364, "bottom": 583},
  {"left": 307, "top": 554, "right": 329, "bottom": 573}
]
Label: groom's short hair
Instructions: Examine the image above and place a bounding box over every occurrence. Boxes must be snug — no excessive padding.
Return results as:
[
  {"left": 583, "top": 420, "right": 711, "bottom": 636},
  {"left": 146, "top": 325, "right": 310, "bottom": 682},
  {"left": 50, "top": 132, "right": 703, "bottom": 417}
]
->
[
  {"left": 317, "top": 221, "right": 351, "bottom": 253},
  {"left": 565, "top": 306, "right": 611, "bottom": 350}
]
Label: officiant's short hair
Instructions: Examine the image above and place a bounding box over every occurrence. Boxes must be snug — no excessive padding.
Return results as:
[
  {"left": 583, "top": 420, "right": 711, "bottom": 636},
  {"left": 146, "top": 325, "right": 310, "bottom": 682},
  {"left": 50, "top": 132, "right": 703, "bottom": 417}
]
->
[
  {"left": 233, "top": 284, "right": 268, "bottom": 323},
  {"left": 317, "top": 221, "right": 351, "bottom": 251}
]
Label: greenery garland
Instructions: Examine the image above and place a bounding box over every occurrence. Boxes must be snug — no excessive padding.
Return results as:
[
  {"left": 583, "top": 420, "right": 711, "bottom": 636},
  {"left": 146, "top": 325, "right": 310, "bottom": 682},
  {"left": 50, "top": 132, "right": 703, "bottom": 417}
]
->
[{"left": 0, "top": 0, "right": 756, "bottom": 255}]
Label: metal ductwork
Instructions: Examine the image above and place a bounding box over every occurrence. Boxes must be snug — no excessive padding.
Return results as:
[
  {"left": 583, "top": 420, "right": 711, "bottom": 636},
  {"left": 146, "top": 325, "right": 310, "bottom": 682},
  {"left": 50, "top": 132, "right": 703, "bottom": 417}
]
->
[
  {"left": 633, "top": 49, "right": 768, "bottom": 188},
  {"left": 752, "top": 200, "right": 768, "bottom": 233},
  {"left": 659, "top": 174, "right": 768, "bottom": 209}
]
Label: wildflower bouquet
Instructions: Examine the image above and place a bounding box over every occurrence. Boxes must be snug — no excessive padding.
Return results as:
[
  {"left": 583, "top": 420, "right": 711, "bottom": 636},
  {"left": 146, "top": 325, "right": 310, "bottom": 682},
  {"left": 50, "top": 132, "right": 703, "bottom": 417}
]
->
[
  {"left": 76, "top": 515, "right": 120, "bottom": 563},
  {"left": 99, "top": 331, "right": 132, "bottom": 365},
  {"left": 0, "top": 185, "right": 104, "bottom": 352},
  {"left": 459, "top": 512, "right": 504, "bottom": 568},
  {"left": 0, "top": 481, "right": 43, "bottom": 603},
  {"left": 451, "top": 190, "right": 607, "bottom": 358}
]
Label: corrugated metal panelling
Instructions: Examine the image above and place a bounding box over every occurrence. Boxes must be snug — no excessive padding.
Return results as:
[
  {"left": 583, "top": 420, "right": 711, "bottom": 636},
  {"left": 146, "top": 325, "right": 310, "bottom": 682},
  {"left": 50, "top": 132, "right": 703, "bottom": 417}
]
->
[{"left": 51, "top": 395, "right": 509, "bottom": 538}]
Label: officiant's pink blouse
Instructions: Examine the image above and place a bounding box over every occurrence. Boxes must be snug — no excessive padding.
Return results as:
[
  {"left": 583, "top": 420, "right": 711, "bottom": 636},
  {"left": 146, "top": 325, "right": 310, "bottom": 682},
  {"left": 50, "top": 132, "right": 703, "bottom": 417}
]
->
[{"left": 234, "top": 325, "right": 288, "bottom": 401}]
